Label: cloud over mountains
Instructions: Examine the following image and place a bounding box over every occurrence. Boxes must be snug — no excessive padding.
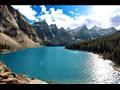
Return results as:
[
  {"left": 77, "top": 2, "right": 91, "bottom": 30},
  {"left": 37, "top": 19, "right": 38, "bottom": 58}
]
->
[{"left": 12, "top": 5, "right": 120, "bottom": 30}]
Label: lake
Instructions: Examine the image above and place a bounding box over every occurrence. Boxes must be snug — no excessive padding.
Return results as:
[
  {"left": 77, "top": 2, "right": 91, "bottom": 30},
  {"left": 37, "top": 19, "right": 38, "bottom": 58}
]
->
[{"left": 0, "top": 47, "right": 120, "bottom": 84}]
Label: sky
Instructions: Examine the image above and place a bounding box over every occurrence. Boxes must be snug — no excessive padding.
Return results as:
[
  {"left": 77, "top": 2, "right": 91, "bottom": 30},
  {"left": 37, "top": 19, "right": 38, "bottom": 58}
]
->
[{"left": 12, "top": 5, "right": 120, "bottom": 30}]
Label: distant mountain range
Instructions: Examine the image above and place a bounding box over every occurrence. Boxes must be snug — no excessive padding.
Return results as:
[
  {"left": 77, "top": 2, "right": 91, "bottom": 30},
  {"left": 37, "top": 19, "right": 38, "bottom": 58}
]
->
[
  {"left": 0, "top": 5, "right": 73, "bottom": 51},
  {"left": 0, "top": 5, "right": 118, "bottom": 51},
  {"left": 65, "top": 30, "right": 120, "bottom": 65},
  {"left": 68, "top": 24, "right": 117, "bottom": 40},
  {"left": 32, "top": 21, "right": 74, "bottom": 45}
]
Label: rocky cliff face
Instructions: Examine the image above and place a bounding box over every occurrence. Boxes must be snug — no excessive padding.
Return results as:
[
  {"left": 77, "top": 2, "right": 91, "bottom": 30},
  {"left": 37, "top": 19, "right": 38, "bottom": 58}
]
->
[
  {"left": 70, "top": 24, "right": 90, "bottom": 40},
  {"left": 89, "top": 26, "right": 117, "bottom": 38},
  {"left": 69, "top": 25, "right": 117, "bottom": 40},
  {"left": 33, "top": 20, "right": 74, "bottom": 45},
  {"left": 33, "top": 21, "right": 54, "bottom": 43},
  {"left": 0, "top": 5, "right": 42, "bottom": 50}
]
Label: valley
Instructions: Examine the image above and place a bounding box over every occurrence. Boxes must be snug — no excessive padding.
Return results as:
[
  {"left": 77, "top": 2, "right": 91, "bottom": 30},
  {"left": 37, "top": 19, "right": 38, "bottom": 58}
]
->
[{"left": 0, "top": 5, "right": 120, "bottom": 84}]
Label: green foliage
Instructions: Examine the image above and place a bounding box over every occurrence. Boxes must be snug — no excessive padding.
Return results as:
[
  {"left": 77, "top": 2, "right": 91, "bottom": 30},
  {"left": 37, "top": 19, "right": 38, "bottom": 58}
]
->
[{"left": 66, "top": 31, "right": 120, "bottom": 65}]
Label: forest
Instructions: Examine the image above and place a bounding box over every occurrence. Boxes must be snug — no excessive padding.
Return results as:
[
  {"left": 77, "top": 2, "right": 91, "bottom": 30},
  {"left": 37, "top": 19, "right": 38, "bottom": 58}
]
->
[{"left": 65, "top": 31, "right": 120, "bottom": 66}]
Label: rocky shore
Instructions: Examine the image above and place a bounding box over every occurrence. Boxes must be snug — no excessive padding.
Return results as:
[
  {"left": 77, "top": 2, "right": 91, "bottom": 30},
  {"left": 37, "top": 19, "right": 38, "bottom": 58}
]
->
[
  {"left": 112, "top": 65, "right": 120, "bottom": 72},
  {"left": 0, "top": 61, "right": 47, "bottom": 84}
]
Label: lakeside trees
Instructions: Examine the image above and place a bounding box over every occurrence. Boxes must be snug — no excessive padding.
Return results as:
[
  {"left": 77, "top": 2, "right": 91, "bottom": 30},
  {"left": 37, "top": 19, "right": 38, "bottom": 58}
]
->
[{"left": 65, "top": 31, "right": 120, "bottom": 65}]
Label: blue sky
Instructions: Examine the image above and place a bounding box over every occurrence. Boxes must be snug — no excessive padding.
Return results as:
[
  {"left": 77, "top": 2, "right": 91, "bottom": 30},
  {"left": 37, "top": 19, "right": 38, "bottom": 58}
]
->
[
  {"left": 12, "top": 5, "right": 120, "bottom": 30},
  {"left": 31, "top": 5, "right": 90, "bottom": 19}
]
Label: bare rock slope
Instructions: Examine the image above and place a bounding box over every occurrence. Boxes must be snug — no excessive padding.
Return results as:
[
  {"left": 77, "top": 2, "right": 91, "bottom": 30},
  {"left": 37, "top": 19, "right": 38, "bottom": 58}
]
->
[{"left": 0, "top": 5, "right": 42, "bottom": 51}]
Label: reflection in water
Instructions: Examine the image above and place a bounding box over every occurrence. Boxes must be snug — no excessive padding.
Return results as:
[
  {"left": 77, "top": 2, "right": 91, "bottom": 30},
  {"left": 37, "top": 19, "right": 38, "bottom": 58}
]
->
[
  {"left": 0, "top": 47, "right": 120, "bottom": 84},
  {"left": 87, "top": 53, "right": 120, "bottom": 84}
]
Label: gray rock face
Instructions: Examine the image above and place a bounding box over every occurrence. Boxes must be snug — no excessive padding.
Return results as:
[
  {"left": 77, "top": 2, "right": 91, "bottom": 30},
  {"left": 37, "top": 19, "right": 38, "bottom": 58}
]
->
[
  {"left": 69, "top": 25, "right": 117, "bottom": 40},
  {"left": 2, "top": 5, "right": 117, "bottom": 48},
  {"left": 89, "top": 26, "right": 117, "bottom": 38},
  {"left": 69, "top": 24, "right": 91, "bottom": 40},
  {"left": 0, "top": 5, "right": 42, "bottom": 50},
  {"left": 33, "top": 21, "right": 53, "bottom": 43},
  {"left": 33, "top": 21, "right": 74, "bottom": 45},
  {"left": 8, "top": 5, "right": 39, "bottom": 42},
  {"left": 58, "top": 27, "right": 74, "bottom": 45}
]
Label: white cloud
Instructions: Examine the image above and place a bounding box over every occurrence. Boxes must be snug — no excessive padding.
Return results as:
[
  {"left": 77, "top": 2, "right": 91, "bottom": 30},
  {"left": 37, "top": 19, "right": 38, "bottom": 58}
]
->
[
  {"left": 90, "top": 5, "right": 120, "bottom": 17},
  {"left": 111, "top": 15, "right": 120, "bottom": 26},
  {"left": 116, "top": 26, "right": 120, "bottom": 30},
  {"left": 111, "top": 14, "right": 120, "bottom": 30},
  {"left": 39, "top": 6, "right": 75, "bottom": 29},
  {"left": 12, "top": 5, "right": 120, "bottom": 30},
  {"left": 84, "top": 18, "right": 99, "bottom": 29},
  {"left": 88, "top": 5, "right": 120, "bottom": 29},
  {"left": 39, "top": 6, "right": 92, "bottom": 29},
  {"left": 69, "top": 11, "right": 74, "bottom": 14},
  {"left": 40, "top": 5, "right": 49, "bottom": 14},
  {"left": 75, "top": 13, "right": 81, "bottom": 16},
  {"left": 11, "top": 5, "right": 38, "bottom": 21},
  {"left": 75, "top": 9, "right": 79, "bottom": 11},
  {"left": 39, "top": 5, "right": 120, "bottom": 30}
]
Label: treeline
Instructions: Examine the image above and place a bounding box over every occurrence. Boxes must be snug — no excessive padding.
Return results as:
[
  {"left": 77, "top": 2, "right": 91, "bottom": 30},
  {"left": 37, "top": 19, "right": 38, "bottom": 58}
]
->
[
  {"left": 65, "top": 31, "right": 120, "bottom": 66},
  {"left": 0, "top": 44, "right": 12, "bottom": 52}
]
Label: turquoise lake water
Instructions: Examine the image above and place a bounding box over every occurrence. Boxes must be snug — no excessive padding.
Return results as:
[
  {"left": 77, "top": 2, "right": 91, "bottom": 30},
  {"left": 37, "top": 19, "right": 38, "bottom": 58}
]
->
[{"left": 0, "top": 47, "right": 120, "bottom": 84}]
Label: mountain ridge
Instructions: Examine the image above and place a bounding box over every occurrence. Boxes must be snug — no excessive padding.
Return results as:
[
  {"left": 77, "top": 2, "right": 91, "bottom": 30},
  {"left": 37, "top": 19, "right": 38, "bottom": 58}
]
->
[
  {"left": 0, "top": 5, "right": 42, "bottom": 51},
  {"left": 68, "top": 24, "right": 117, "bottom": 40},
  {"left": 32, "top": 20, "right": 74, "bottom": 46},
  {"left": 0, "top": 5, "right": 118, "bottom": 51},
  {"left": 65, "top": 30, "right": 120, "bottom": 65}
]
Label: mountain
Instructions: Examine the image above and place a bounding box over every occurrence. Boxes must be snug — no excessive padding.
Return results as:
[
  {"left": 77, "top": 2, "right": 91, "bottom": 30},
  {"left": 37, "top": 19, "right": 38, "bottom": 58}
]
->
[
  {"left": 0, "top": 5, "right": 118, "bottom": 51},
  {"left": 69, "top": 25, "right": 117, "bottom": 40},
  {"left": 0, "top": 5, "right": 42, "bottom": 51},
  {"left": 57, "top": 27, "right": 74, "bottom": 45},
  {"left": 69, "top": 24, "right": 91, "bottom": 40},
  {"left": 65, "top": 30, "right": 120, "bottom": 65},
  {"left": 33, "top": 21, "right": 74, "bottom": 46},
  {"left": 88, "top": 25, "right": 102, "bottom": 38},
  {"left": 89, "top": 25, "right": 117, "bottom": 38},
  {"left": 32, "top": 21, "right": 53, "bottom": 43}
]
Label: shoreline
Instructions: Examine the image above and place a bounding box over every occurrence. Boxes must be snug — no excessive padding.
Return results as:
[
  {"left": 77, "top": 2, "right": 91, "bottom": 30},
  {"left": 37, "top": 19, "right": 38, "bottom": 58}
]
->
[
  {"left": 97, "top": 54, "right": 120, "bottom": 72},
  {"left": 66, "top": 48, "right": 120, "bottom": 72},
  {"left": 93, "top": 52, "right": 120, "bottom": 72},
  {"left": 1, "top": 46, "right": 120, "bottom": 84},
  {"left": 112, "top": 65, "right": 120, "bottom": 72},
  {"left": 0, "top": 45, "right": 45, "bottom": 54},
  {"left": 0, "top": 49, "right": 17, "bottom": 54},
  {"left": 0, "top": 61, "right": 47, "bottom": 84},
  {"left": 88, "top": 51, "right": 120, "bottom": 72}
]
